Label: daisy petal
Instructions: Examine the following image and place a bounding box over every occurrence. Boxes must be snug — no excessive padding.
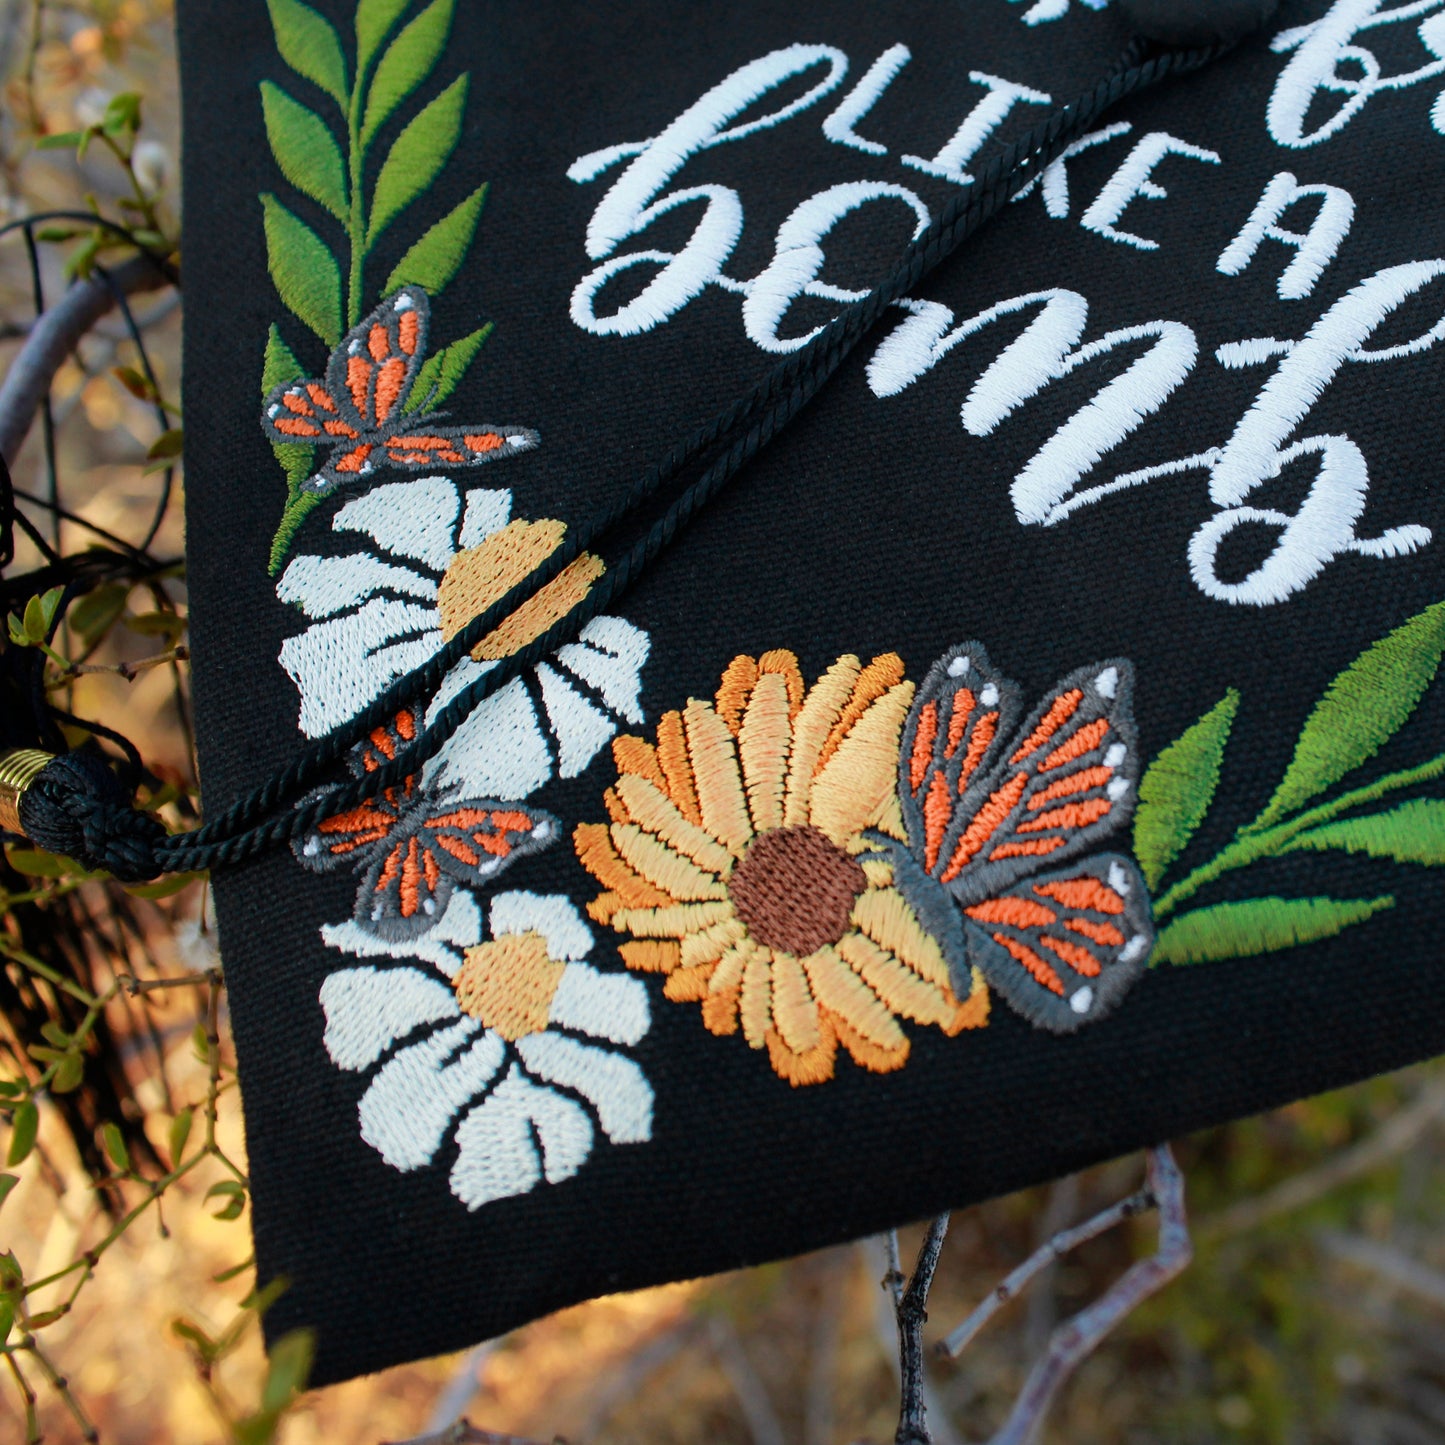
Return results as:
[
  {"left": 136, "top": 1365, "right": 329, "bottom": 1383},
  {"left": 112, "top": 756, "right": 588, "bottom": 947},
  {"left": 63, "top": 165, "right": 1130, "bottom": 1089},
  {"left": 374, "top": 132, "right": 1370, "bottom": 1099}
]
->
[
  {"left": 516, "top": 1034, "right": 654, "bottom": 1143},
  {"left": 549, "top": 962, "right": 651, "bottom": 1045},
  {"left": 280, "top": 599, "right": 442, "bottom": 736},
  {"left": 536, "top": 662, "right": 615, "bottom": 778},
  {"left": 556, "top": 616, "right": 651, "bottom": 725},
  {"left": 457, "top": 488, "right": 512, "bottom": 547},
  {"left": 782, "top": 656, "right": 861, "bottom": 825},
  {"left": 426, "top": 675, "right": 553, "bottom": 800},
  {"left": 358, "top": 1020, "right": 501, "bottom": 1170},
  {"left": 335, "top": 476, "right": 460, "bottom": 570},
  {"left": 320, "top": 889, "right": 481, "bottom": 979},
  {"left": 808, "top": 681, "right": 915, "bottom": 845},
  {"left": 490, "top": 890, "right": 594, "bottom": 960},
  {"left": 450, "top": 1065, "right": 593, "bottom": 1208},
  {"left": 319, "top": 966, "right": 461, "bottom": 1070},
  {"left": 277, "top": 552, "right": 435, "bottom": 619},
  {"left": 683, "top": 700, "right": 753, "bottom": 857}
]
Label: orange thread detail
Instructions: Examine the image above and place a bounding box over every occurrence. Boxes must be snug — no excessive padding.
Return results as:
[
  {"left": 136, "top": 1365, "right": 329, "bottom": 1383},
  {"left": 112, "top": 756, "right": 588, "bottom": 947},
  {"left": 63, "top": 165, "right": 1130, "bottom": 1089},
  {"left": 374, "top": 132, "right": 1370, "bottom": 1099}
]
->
[
  {"left": 664, "top": 966, "right": 712, "bottom": 1002},
  {"left": 656, "top": 710, "right": 702, "bottom": 825},
  {"left": 1011, "top": 689, "right": 1084, "bottom": 762},
  {"left": 988, "top": 837, "right": 1066, "bottom": 860},
  {"left": 619, "top": 939, "right": 681, "bottom": 974},
  {"left": 715, "top": 654, "right": 759, "bottom": 735},
  {"left": 367, "top": 321, "right": 389, "bottom": 362},
  {"left": 944, "top": 689, "right": 975, "bottom": 758},
  {"left": 757, "top": 650, "right": 805, "bottom": 716},
  {"left": 909, "top": 701, "right": 938, "bottom": 792},
  {"left": 323, "top": 418, "right": 359, "bottom": 437},
  {"left": 957, "top": 711, "right": 998, "bottom": 791},
  {"left": 964, "top": 895, "right": 1057, "bottom": 929},
  {"left": 612, "top": 735, "right": 666, "bottom": 791},
  {"left": 572, "top": 823, "right": 671, "bottom": 909},
  {"left": 993, "top": 931, "right": 1065, "bottom": 995},
  {"left": 423, "top": 847, "right": 440, "bottom": 892},
  {"left": 454, "top": 932, "right": 565, "bottom": 1040},
  {"left": 318, "top": 803, "right": 394, "bottom": 850},
  {"left": 347, "top": 355, "right": 370, "bottom": 411},
  {"left": 398, "top": 308, "right": 419, "bottom": 356},
  {"left": 373, "top": 847, "right": 400, "bottom": 892},
  {"left": 1040, "top": 718, "right": 1110, "bottom": 771},
  {"left": 1038, "top": 933, "right": 1101, "bottom": 977},
  {"left": 923, "top": 771, "right": 952, "bottom": 872},
  {"left": 433, "top": 832, "right": 479, "bottom": 866},
  {"left": 765, "top": 1017, "right": 839, "bottom": 1087},
  {"left": 1028, "top": 766, "right": 1113, "bottom": 807},
  {"left": 943, "top": 975, "right": 991, "bottom": 1034},
  {"left": 818, "top": 653, "right": 904, "bottom": 768},
  {"left": 941, "top": 772, "right": 1027, "bottom": 881},
  {"left": 374, "top": 357, "right": 407, "bottom": 423},
  {"left": 700, "top": 984, "right": 741, "bottom": 1036},
  {"left": 603, "top": 787, "right": 629, "bottom": 826},
  {"left": 1035, "top": 876, "right": 1126, "bottom": 915},
  {"left": 830, "top": 1013, "right": 910, "bottom": 1075},
  {"left": 283, "top": 388, "right": 314, "bottom": 417},
  {"left": 463, "top": 432, "right": 505, "bottom": 452},
  {"left": 273, "top": 417, "right": 322, "bottom": 438},
  {"left": 306, "top": 383, "right": 336, "bottom": 412},
  {"left": 1065, "top": 917, "right": 1126, "bottom": 946},
  {"left": 335, "top": 444, "right": 372, "bottom": 473},
  {"left": 399, "top": 836, "right": 422, "bottom": 917},
  {"left": 1017, "top": 797, "right": 1113, "bottom": 833}
]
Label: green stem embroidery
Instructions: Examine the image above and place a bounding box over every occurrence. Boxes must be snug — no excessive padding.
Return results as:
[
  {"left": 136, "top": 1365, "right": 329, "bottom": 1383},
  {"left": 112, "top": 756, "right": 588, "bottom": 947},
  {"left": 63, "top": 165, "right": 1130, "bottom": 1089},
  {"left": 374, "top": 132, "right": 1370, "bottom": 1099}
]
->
[
  {"left": 345, "top": 50, "right": 368, "bottom": 327},
  {"left": 269, "top": 491, "right": 325, "bottom": 576},
  {"left": 1153, "top": 751, "right": 1445, "bottom": 920}
]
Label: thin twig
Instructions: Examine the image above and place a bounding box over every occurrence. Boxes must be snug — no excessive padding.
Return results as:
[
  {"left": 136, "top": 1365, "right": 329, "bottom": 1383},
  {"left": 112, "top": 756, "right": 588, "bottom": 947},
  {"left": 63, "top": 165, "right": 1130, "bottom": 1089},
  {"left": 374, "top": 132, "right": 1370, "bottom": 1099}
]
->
[
  {"left": 895, "top": 1214, "right": 950, "bottom": 1445},
  {"left": 1318, "top": 1232, "right": 1445, "bottom": 1313},
  {"left": 980, "top": 1146, "right": 1192, "bottom": 1445},
  {"left": 48, "top": 644, "right": 188, "bottom": 682},
  {"left": 384, "top": 1426, "right": 562, "bottom": 1445},
  {"left": 118, "top": 967, "right": 217, "bottom": 996},
  {"left": 1200, "top": 1076, "right": 1445, "bottom": 1241}
]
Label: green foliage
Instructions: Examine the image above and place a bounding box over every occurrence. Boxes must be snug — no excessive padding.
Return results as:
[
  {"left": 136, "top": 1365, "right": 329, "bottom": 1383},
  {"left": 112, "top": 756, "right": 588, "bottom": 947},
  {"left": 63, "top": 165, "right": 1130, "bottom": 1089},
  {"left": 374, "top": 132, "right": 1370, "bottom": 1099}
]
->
[
  {"left": 259, "top": 82, "right": 347, "bottom": 222},
  {"left": 355, "top": 0, "right": 413, "bottom": 74},
  {"left": 403, "top": 320, "right": 491, "bottom": 412},
  {"left": 265, "top": 0, "right": 349, "bottom": 107},
  {"left": 1284, "top": 797, "right": 1445, "bottom": 865},
  {"left": 6, "top": 1102, "right": 38, "bottom": 1166},
  {"left": 360, "top": 0, "right": 456, "bottom": 147},
  {"left": 367, "top": 73, "right": 469, "bottom": 244},
  {"left": 1253, "top": 601, "right": 1445, "bottom": 831},
  {"left": 384, "top": 182, "right": 486, "bottom": 295},
  {"left": 261, "top": 192, "right": 343, "bottom": 345},
  {"left": 1154, "top": 895, "right": 1395, "bottom": 965},
  {"left": 7, "top": 586, "right": 64, "bottom": 648},
  {"left": 1134, "top": 688, "right": 1238, "bottom": 890}
]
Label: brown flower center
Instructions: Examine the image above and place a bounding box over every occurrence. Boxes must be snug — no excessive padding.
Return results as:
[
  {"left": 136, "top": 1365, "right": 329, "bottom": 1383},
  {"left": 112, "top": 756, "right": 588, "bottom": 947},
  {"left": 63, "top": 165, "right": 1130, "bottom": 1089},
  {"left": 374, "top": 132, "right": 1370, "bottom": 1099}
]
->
[
  {"left": 437, "top": 518, "right": 605, "bottom": 662},
  {"left": 728, "top": 825, "right": 867, "bottom": 957}
]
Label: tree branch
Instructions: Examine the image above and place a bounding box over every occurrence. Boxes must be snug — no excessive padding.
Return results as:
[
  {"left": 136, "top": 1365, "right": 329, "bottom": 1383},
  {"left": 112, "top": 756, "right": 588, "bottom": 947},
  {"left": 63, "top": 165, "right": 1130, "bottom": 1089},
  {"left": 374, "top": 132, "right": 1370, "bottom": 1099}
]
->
[
  {"left": 895, "top": 1213, "right": 951, "bottom": 1445},
  {"left": 0, "top": 253, "right": 172, "bottom": 467}
]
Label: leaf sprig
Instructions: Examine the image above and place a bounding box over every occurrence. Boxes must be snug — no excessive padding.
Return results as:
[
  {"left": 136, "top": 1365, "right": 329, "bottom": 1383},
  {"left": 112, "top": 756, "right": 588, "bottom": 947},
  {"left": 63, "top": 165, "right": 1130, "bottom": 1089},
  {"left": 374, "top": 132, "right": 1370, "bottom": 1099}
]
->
[{"left": 1135, "top": 600, "right": 1445, "bottom": 965}]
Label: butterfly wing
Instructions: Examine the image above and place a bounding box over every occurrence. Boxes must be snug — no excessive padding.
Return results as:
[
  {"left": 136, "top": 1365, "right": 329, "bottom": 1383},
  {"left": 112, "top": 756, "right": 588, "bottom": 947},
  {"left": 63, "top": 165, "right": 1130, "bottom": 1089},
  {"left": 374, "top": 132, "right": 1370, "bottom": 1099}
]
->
[
  {"left": 932, "top": 658, "right": 1141, "bottom": 909},
  {"left": 897, "top": 642, "right": 1022, "bottom": 874},
  {"left": 379, "top": 423, "right": 541, "bottom": 471},
  {"left": 420, "top": 799, "right": 560, "bottom": 887},
  {"left": 960, "top": 853, "right": 1154, "bottom": 1032},
  {"left": 292, "top": 777, "right": 415, "bottom": 873},
  {"left": 349, "top": 709, "right": 421, "bottom": 778},
  {"left": 322, "top": 285, "right": 431, "bottom": 436}
]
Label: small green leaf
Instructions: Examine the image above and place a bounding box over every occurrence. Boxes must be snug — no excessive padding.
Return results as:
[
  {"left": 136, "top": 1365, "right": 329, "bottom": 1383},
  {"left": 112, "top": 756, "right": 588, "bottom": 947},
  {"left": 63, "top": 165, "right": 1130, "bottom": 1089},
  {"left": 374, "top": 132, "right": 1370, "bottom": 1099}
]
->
[
  {"left": 124, "top": 871, "right": 202, "bottom": 899},
  {"left": 367, "top": 74, "right": 468, "bottom": 246},
  {"left": 172, "top": 1317, "right": 218, "bottom": 1362},
  {"left": 102, "top": 92, "right": 142, "bottom": 135},
  {"left": 4, "top": 847, "right": 74, "bottom": 878},
  {"left": 35, "top": 130, "right": 86, "bottom": 151},
  {"left": 0, "top": 1174, "right": 18, "bottom": 1212},
  {"left": 40, "top": 1023, "right": 69, "bottom": 1048},
  {"left": 384, "top": 182, "right": 486, "bottom": 297},
  {"left": 212, "top": 1255, "right": 254, "bottom": 1284},
  {"left": 261, "top": 193, "right": 343, "bottom": 346},
  {"left": 207, "top": 1180, "right": 247, "bottom": 1221},
  {"left": 8, "top": 1102, "right": 38, "bottom": 1166},
  {"left": 23, "top": 586, "right": 64, "bottom": 643},
  {"left": 146, "top": 428, "right": 185, "bottom": 463},
  {"left": 1133, "top": 689, "right": 1239, "bottom": 891},
  {"left": 260, "top": 82, "right": 347, "bottom": 223},
  {"left": 361, "top": 0, "right": 455, "bottom": 148},
  {"left": 1285, "top": 798, "right": 1445, "bottom": 865},
  {"left": 404, "top": 322, "right": 491, "bottom": 413},
  {"left": 355, "top": 0, "right": 412, "bottom": 76},
  {"left": 1153, "top": 895, "right": 1395, "bottom": 966},
  {"left": 168, "top": 1108, "right": 194, "bottom": 1166},
  {"left": 64, "top": 231, "right": 103, "bottom": 281},
  {"left": 101, "top": 1122, "right": 130, "bottom": 1172},
  {"left": 52, "top": 1053, "right": 84, "bottom": 1094},
  {"left": 266, "top": 0, "right": 349, "bottom": 107},
  {"left": 111, "top": 365, "right": 158, "bottom": 402},
  {"left": 68, "top": 583, "right": 129, "bottom": 643},
  {"left": 1255, "top": 601, "right": 1445, "bottom": 829},
  {"left": 0, "top": 1299, "right": 12, "bottom": 1344},
  {"left": 125, "top": 610, "right": 186, "bottom": 640},
  {"left": 262, "top": 1328, "right": 315, "bottom": 1412}
]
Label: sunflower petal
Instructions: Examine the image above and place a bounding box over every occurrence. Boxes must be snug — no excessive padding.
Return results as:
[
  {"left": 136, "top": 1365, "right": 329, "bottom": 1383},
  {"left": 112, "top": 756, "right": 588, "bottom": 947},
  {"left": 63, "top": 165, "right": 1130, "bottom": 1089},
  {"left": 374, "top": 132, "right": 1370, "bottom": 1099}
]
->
[
  {"left": 612, "top": 733, "right": 666, "bottom": 791},
  {"left": 610, "top": 900, "right": 734, "bottom": 938},
  {"left": 832, "top": 1013, "right": 910, "bottom": 1074},
  {"left": 684, "top": 699, "right": 753, "bottom": 857},
  {"left": 809, "top": 681, "right": 915, "bottom": 845},
  {"left": 702, "top": 984, "right": 741, "bottom": 1036},
  {"left": 836, "top": 930, "right": 954, "bottom": 1027},
  {"left": 782, "top": 655, "right": 862, "bottom": 826},
  {"left": 656, "top": 710, "right": 702, "bottom": 825},
  {"left": 715, "top": 654, "right": 759, "bottom": 734},
  {"left": 801, "top": 945, "right": 907, "bottom": 1052},
  {"left": 619, "top": 939, "right": 681, "bottom": 974},
  {"left": 770, "top": 949, "right": 822, "bottom": 1052},
  {"left": 758, "top": 650, "right": 805, "bottom": 715},
  {"left": 709, "top": 937, "right": 754, "bottom": 996},
  {"left": 944, "top": 970, "right": 991, "bottom": 1034},
  {"left": 664, "top": 966, "right": 711, "bottom": 1002},
  {"left": 680, "top": 915, "right": 745, "bottom": 969},
  {"left": 574, "top": 823, "right": 672, "bottom": 909},
  {"left": 614, "top": 773, "right": 734, "bottom": 878},
  {"left": 738, "top": 670, "right": 792, "bottom": 833},
  {"left": 818, "top": 654, "right": 905, "bottom": 767},
  {"left": 850, "top": 884, "right": 951, "bottom": 989},
  {"left": 740, "top": 947, "right": 772, "bottom": 1048},
  {"left": 765, "top": 1014, "right": 837, "bottom": 1086},
  {"left": 611, "top": 823, "right": 729, "bottom": 901}
]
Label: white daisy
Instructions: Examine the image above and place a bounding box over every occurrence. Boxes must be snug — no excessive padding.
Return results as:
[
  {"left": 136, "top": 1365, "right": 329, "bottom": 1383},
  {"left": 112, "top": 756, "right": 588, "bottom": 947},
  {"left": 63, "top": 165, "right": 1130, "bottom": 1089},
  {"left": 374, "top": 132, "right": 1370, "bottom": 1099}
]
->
[
  {"left": 276, "top": 475, "right": 649, "bottom": 799},
  {"left": 319, "top": 888, "right": 653, "bottom": 1209}
]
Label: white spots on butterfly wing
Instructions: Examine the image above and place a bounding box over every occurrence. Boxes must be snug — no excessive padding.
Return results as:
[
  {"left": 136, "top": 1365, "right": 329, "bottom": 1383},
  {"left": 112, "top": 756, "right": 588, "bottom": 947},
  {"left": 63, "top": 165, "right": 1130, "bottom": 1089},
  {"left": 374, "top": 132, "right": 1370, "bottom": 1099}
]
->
[
  {"left": 1106, "top": 777, "right": 1131, "bottom": 801},
  {"left": 1108, "top": 860, "right": 1131, "bottom": 895},
  {"left": 348, "top": 339, "right": 363, "bottom": 354},
  {"left": 268, "top": 404, "right": 280, "bottom": 418},
  {"left": 1105, "top": 742, "right": 1127, "bottom": 768},
  {"left": 947, "top": 654, "right": 971, "bottom": 677},
  {"left": 980, "top": 683, "right": 1000, "bottom": 706},
  {"left": 1094, "top": 665, "right": 1119, "bottom": 699},
  {"left": 1120, "top": 934, "right": 1150, "bottom": 963},
  {"left": 1069, "top": 986, "right": 1094, "bottom": 1015},
  {"left": 394, "top": 293, "right": 415, "bottom": 312}
]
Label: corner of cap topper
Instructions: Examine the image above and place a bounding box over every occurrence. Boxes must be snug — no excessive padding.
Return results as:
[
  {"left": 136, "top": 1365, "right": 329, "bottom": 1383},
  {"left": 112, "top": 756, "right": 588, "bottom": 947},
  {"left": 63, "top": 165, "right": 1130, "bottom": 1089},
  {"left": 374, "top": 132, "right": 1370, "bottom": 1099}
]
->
[
  {"left": 0, "top": 748, "right": 55, "bottom": 836},
  {"left": 1117, "top": 0, "right": 1281, "bottom": 47}
]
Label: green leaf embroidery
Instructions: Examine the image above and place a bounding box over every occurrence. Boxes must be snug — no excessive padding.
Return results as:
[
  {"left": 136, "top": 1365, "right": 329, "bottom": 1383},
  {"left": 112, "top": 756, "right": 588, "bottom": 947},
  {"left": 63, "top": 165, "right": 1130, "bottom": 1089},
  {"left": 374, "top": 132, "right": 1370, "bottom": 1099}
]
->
[
  {"left": 404, "top": 322, "right": 492, "bottom": 412},
  {"left": 360, "top": 0, "right": 456, "bottom": 149},
  {"left": 1284, "top": 799, "right": 1445, "bottom": 865},
  {"left": 384, "top": 182, "right": 487, "bottom": 296},
  {"left": 1133, "top": 688, "right": 1239, "bottom": 891},
  {"left": 261, "top": 193, "right": 343, "bottom": 346},
  {"left": 266, "top": 0, "right": 349, "bottom": 109},
  {"left": 262, "top": 323, "right": 316, "bottom": 492},
  {"left": 1254, "top": 600, "right": 1445, "bottom": 830},
  {"left": 355, "top": 0, "right": 413, "bottom": 77},
  {"left": 260, "top": 82, "right": 347, "bottom": 222},
  {"left": 1153, "top": 894, "right": 1394, "bottom": 966},
  {"left": 367, "top": 74, "right": 469, "bottom": 246}
]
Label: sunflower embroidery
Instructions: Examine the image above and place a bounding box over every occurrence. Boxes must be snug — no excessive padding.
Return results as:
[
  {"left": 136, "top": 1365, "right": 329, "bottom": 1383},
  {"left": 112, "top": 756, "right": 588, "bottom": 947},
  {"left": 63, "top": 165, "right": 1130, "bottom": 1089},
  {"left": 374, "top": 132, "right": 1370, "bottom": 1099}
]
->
[
  {"left": 275, "top": 475, "right": 648, "bottom": 801},
  {"left": 575, "top": 650, "right": 989, "bottom": 1086},
  {"left": 319, "top": 888, "right": 653, "bottom": 1209}
]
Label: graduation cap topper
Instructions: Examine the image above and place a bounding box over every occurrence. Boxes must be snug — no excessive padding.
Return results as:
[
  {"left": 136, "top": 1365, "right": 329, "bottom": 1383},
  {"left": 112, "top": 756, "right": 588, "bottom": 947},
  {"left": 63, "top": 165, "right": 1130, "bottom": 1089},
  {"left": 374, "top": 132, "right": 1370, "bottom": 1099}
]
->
[{"left": 33, "top": 0, "right": 1424, "bottom": 1383}]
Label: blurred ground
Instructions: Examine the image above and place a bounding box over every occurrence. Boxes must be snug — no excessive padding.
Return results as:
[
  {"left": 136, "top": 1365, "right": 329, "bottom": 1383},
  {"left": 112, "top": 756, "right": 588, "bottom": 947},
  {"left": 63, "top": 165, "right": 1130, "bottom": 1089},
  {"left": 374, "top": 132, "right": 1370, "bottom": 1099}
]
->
[{"left": 4, "top": 4, "right": 1445, "bottom": 1444}]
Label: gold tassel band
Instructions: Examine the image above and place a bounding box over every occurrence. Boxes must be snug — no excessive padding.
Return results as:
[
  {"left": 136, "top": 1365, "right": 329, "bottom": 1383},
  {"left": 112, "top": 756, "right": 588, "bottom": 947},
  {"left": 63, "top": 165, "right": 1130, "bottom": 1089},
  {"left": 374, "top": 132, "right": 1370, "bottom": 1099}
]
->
[{"left": 0, "top": 749, "right": 54, "bottom": 836}]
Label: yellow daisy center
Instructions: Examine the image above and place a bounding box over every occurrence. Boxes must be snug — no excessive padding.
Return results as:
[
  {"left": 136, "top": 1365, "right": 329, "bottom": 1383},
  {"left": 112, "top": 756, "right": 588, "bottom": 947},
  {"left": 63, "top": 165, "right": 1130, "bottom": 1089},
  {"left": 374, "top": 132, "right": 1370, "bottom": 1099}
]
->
[
  {"left": 727, "top": 824, "right": 867, "bottom": 956},
  {"left": 453, "top": 931, "right": 565, "bottom": 1041},
  {"left": 437, "top": 517, "right": 605, "bottom": 662}
]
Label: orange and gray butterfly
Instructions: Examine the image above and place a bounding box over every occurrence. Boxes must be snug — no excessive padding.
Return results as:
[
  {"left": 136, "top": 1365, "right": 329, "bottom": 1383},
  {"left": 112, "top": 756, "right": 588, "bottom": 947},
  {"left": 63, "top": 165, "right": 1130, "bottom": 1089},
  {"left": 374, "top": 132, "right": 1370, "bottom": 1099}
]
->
[
  {"left": 259, "top": 286, "right": 540, "bottom": 495},
  {"left": 349, "top": 707, "right": 421, "bottom": 778},
  {"left": 901, "top": 645, "right": 1141, "bottom": 909},
  {"left": 958, "top": 854, "right": 1154, "bottom": 1032}
]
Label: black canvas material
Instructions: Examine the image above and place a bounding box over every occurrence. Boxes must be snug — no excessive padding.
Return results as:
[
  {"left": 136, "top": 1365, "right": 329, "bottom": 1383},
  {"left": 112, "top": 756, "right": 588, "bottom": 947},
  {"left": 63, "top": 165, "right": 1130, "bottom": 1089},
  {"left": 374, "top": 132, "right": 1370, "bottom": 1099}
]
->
[{"left": 179, "top": 0, "right": 1445, "bottom": 1384}]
